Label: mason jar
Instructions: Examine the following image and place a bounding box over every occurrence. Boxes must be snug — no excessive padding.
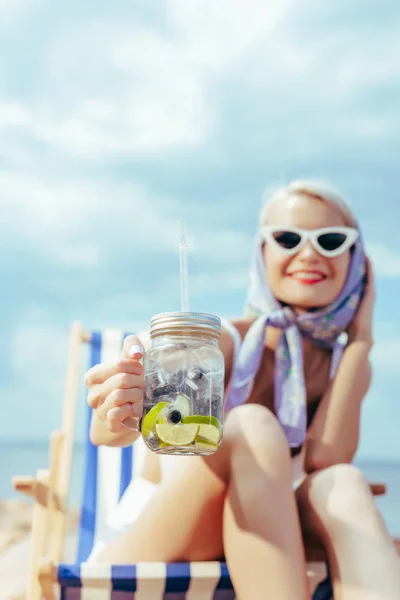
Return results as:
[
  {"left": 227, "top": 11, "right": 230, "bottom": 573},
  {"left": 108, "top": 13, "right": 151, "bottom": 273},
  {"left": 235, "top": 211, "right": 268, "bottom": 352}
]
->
[{"left": 141, "top": 311, "right": 224, "bottom": 455}]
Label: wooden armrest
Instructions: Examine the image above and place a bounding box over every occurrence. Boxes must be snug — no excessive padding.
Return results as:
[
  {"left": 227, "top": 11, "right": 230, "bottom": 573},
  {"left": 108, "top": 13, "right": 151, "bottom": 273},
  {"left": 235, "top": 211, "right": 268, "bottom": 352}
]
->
[
  {"left": 12, "top": 475, "right": 37, "bottom": 497},
  {"left": 13, "top": 473, "right": 66, "bottom": 513}
]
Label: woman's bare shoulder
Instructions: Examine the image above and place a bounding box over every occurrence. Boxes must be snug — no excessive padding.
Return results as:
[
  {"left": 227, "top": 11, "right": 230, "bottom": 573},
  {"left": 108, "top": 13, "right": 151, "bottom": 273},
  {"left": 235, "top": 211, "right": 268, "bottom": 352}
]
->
[
  {"left": 219, "top": 316, "right": 252, "bottom": 385},
  {"left": 227, "top": 316, "right": 255, "bottom": 340}
]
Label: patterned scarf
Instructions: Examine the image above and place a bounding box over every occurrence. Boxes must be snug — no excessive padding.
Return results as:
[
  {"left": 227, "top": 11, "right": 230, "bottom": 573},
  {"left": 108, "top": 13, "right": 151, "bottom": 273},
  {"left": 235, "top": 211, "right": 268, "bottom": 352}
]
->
[{"left": 225, "top": 229, "right": 366, "bottom": 447}]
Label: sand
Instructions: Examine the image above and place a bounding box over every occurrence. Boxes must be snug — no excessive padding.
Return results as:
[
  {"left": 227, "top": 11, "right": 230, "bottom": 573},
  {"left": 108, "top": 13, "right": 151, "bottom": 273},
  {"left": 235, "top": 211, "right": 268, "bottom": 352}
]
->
[{"left": 0, "top": 499, "right": 79, "bottom": 600}]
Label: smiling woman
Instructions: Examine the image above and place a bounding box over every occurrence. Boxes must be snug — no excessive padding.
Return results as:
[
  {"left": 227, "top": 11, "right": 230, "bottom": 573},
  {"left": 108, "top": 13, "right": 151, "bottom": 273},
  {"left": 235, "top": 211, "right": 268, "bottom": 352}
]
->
[{"left": 83, "top": 179, "right": 400, "bottom": 600}]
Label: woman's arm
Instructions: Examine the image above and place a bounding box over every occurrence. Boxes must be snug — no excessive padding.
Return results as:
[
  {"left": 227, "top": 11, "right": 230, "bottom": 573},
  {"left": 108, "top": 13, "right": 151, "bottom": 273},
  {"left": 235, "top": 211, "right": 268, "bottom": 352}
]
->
[
  {"left": 304, "top": 338, "right": 372, "bottom": 473},
  {"left": 304, "top": 257, "right": 376, "bottom": 473}
]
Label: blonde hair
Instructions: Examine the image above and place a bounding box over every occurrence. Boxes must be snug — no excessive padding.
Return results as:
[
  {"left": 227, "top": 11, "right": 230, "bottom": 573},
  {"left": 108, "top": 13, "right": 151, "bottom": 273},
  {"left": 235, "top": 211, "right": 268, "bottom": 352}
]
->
[{"left": 260, "top": 179, "right": 357, "bottom": 228}]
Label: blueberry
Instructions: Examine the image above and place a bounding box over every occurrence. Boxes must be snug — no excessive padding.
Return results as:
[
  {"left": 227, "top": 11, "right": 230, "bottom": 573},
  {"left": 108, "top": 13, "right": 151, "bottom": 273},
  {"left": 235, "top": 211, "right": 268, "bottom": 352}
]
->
[{"left": 167, "top": 409, "right": 182, "bottom": 424}]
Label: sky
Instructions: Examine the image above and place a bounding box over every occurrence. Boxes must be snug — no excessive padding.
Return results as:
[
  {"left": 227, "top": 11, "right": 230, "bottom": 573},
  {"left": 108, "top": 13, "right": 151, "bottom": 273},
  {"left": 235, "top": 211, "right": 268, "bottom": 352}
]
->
[{"left": 1, "top": 0, "right": 399, "bottom": 462}]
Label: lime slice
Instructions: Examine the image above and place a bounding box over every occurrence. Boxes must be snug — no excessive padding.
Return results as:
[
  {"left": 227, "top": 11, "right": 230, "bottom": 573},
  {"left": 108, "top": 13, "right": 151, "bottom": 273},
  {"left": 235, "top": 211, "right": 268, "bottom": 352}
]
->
[
  {"left": 155, "top": 422, "right": 200, "bottom": 446},
  {"left": 195, "top": 438, "right": 218, "bottom": 452},
  {"left": 183, "top": 415, "right": 221, "bottom": 428},
  {"left": 141, "top": 402, "right": 169, "bottom": 437},
  {"left": 171, "top": 393, "right": 191, "bottom": 417},
  {"left": 182, "top": 416, "right": 222, "bottom": 445}
]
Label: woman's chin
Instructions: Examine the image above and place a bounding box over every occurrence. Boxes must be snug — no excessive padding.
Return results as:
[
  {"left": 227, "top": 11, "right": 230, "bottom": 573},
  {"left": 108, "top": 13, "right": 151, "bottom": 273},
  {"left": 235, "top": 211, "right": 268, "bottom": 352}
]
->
[{"left": 276, "top": 285, "right": 335, "bottom": 311}]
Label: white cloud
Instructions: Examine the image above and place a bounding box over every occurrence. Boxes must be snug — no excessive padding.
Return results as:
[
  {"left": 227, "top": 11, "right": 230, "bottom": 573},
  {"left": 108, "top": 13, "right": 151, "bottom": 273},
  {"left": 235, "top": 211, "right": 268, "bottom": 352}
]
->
[
  {"left": 28, "top": 22, "right": 211, "bottom": 157},
  {"left": 0, "top": 170, "right": 181, "bottom": 266},
  {"left": 54, "top": 243, "right": 102, "bottom": 268},
  {"left": 4, "top": 311, "right": 71, "bottom": 439},
  {"left": 367, "top": 241, "right": 400, "bottom": 278},
  {"left": 0, "top": 0, "right": 298, "bottom": 159},
  {"left": 191, "top": 269, "right": 248, "bottom": 294},
  {"left": 371, "top": 339, "right": 400, "bottom": 375},
  {"left": 191, "top": 230, "right": 253, "bottom": 261},
  {"left": 1, "top": 0, "right": 398, "bottom": 162},
  {"left": 0, "top": 0, "right": 34, "bottom": 22},
  {"left": 166, "top": 0, "right": 294, "bottom": 75},
  {"left": 0, "top": 101, "right": 31, "bottom": 127}
]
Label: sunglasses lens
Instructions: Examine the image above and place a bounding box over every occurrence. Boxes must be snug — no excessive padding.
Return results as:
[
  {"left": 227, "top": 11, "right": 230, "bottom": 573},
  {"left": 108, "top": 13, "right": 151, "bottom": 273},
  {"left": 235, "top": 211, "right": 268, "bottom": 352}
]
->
[
  {"left": 318, "top": 232, "right": 347, "bottom": 252},
  {"left": 272, "top": 230, "right": 302, "bottom": 249}
]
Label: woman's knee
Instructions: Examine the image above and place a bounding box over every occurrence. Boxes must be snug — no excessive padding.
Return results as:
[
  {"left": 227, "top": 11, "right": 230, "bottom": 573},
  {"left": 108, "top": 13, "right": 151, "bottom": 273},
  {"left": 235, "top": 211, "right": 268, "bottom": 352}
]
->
[
  {"left": 224, "top": 404, "right": 289, "bottom": 460},
  {"left": 303, "top": 463, "right": 376, "bottom": 521}
]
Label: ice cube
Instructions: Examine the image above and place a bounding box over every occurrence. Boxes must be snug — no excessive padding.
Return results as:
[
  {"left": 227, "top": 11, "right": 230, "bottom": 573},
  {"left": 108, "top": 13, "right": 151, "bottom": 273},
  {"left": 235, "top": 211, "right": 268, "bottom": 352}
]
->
[
  {"left": 161, "top": 344, "right": 189, "bottom": 374},
  {"left": 187, "top": 367, "right": 206, "bottom": 381},
  {"left": 145, "top": 370, "right": 167, "bottom": 389},
  {"left": 152, "top": 384, "right": 176, "bottom": 399},
  {"left": 180, "top": 376, "right": 200, "bottom": 399},
  {"left": 163, "top": 368, "right": 186, "bottom": 388}
]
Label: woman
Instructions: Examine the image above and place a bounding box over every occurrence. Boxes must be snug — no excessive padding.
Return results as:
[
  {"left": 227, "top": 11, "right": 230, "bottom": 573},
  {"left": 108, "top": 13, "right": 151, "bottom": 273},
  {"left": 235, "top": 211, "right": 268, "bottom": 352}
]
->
[{"left": 84, "top": 181, "right": 400, "bottom": 600}]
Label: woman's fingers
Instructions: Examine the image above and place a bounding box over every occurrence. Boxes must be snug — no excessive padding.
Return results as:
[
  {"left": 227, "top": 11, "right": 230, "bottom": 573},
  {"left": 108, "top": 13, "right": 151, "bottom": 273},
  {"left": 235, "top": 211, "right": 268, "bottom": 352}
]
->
[
  {"left": 107, "top": 404, "right": 141, "bottom": 433},
  {"left": 84, "top": 335, "right": 145, "bottom": 387},
  {"left": 97, "top": 387, "right": 143, "bottom": 422},
  {"left": 87, "top": 371, "right": 144, "bottom": 410},
  {"left": 84, "top": 358, "right": 143, "bottom": 387},
  {"left": 84, "top": 334, "right": 146, "bottom": 433}
]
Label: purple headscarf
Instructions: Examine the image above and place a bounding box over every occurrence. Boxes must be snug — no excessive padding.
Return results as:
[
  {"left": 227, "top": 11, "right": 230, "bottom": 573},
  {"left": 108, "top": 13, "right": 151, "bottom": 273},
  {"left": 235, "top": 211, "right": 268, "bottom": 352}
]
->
[{"left": 225, "top": 228, "right": 366, "bottom": 447}]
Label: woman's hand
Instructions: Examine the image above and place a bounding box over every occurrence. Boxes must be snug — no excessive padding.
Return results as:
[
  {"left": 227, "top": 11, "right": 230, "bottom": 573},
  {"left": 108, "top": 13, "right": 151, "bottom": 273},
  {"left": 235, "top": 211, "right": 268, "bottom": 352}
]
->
[
  {"left": 84, "top": 335, "right": 145, "bottom": 433},
  {"left": 347, "top": 257, "right": 375, "bottom": 346}
]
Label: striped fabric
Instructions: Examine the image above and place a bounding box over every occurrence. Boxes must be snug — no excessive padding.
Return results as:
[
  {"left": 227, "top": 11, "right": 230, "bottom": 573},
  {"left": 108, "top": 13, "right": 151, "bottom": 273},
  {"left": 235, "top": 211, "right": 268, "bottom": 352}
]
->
[
  {"left": 58, "top": 563, "right": 332, "bottom": 600},
  {"left": 58, "top": 329, "right": 333, "bottom": 600}
]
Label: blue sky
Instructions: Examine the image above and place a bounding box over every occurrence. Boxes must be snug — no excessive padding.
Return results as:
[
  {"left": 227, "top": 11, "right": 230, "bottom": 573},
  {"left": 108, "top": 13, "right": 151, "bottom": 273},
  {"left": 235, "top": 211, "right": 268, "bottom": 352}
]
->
[{"left": 1, "top": 0, "right": 399, "bottom": 462}]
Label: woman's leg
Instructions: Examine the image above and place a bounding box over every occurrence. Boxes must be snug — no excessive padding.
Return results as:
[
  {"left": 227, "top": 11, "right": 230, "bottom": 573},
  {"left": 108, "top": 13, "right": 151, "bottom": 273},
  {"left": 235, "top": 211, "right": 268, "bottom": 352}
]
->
[
  {"left": 98, "top": 404, "right": 310, "bottom": 600},
  {"left": 297, "top": 463, "right": 400, "bottom": 600}
]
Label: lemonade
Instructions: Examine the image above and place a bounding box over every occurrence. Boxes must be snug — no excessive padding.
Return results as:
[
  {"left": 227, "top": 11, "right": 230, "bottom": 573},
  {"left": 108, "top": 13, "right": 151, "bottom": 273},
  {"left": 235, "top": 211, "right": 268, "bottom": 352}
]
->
[{"left": 142, "top": 312, "right": 224, "bottom": 456}]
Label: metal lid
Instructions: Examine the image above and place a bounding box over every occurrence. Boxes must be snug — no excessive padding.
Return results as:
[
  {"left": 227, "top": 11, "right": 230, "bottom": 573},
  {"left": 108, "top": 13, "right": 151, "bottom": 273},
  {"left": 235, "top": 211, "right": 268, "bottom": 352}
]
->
[{"left": 150, "top": 311, "right": 222, "bottom": 340}]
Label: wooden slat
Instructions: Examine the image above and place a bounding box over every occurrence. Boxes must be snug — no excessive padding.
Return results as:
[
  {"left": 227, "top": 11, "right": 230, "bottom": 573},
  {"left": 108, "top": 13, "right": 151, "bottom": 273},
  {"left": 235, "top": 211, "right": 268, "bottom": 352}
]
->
[
  {"left": 81, "top": 329, "right": 91, "bottom": 343},
  {"left": 38, "top": 558, "right": 57, "bottom": 600},
  {"left": 48, "top": 431, "right": 67, "bottom": 563},
  {"left": 27, "top": 469, "right": 51, "bottom": 600}
]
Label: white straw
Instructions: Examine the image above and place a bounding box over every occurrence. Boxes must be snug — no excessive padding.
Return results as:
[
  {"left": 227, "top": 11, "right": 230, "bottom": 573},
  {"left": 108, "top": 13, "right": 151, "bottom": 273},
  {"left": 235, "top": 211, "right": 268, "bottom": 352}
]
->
[{"left": 179, "top": 221, "right": 189, "bottom": 312}]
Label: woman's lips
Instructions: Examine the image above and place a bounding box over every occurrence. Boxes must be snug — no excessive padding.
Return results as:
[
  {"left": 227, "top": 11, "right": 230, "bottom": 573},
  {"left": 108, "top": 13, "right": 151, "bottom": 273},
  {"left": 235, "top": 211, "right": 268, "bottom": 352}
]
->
[{"left": 288, "top": 271, "right": 327, "bottom": 285}]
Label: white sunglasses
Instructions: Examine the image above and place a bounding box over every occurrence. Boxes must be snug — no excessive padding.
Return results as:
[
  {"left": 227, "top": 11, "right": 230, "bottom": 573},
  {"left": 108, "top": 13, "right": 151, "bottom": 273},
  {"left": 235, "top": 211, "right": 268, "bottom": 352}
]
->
[{"left": 261, "top": 225, "right": 359, "bottom": 258}]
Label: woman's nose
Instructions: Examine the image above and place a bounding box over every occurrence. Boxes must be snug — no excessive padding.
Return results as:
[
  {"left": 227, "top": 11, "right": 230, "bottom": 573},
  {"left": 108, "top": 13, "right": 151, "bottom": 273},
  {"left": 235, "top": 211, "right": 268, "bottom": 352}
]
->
[{"left": 297, "top": 240, "right": 319, "bottom": 261}]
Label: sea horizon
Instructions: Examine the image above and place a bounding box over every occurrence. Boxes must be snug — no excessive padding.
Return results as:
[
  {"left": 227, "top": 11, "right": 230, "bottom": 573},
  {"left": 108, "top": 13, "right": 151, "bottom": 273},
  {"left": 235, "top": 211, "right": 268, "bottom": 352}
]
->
[{"left": 2, "top": 438, "right": 399, "bottom": 535}]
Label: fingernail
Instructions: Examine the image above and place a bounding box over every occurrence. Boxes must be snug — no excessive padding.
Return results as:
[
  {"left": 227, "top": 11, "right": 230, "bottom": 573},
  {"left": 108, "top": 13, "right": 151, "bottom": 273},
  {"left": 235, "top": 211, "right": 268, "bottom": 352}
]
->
[{"left": 129, "top": 344, "right": 143, "bottom": 357}]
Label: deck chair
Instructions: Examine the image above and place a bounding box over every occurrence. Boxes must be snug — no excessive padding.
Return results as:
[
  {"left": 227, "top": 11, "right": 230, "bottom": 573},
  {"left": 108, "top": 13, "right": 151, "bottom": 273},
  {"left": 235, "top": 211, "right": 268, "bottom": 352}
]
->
[{"left": 12, "top": 322, "right": 396, "bottom": 600}]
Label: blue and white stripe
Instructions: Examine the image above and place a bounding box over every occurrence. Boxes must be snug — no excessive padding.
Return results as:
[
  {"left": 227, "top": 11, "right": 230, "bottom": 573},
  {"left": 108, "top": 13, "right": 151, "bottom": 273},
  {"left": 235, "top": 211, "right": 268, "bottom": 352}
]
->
[{"left": 58, "top": 562, "right": 332, "bottom": 600}]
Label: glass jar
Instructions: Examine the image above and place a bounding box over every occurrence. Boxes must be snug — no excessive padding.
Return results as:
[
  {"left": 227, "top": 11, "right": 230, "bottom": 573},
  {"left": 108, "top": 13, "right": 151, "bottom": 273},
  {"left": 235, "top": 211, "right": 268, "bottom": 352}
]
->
[{"left": 141, "top": 311, "right": 224, "bottom": 455}]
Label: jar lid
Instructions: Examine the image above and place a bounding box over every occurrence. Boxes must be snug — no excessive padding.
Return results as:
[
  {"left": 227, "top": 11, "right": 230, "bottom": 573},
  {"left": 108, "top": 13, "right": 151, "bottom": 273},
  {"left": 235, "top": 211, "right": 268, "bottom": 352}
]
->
[{"left": 150, "top": 311, "right": 221, "bottom": 340}]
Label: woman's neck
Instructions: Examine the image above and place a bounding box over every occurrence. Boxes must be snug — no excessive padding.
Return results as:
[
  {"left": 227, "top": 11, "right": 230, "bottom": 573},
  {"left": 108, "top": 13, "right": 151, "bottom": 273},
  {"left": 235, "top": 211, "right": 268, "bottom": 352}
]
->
[{"left": 264, "top": 322, "right": 317, "bottom": 354}]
